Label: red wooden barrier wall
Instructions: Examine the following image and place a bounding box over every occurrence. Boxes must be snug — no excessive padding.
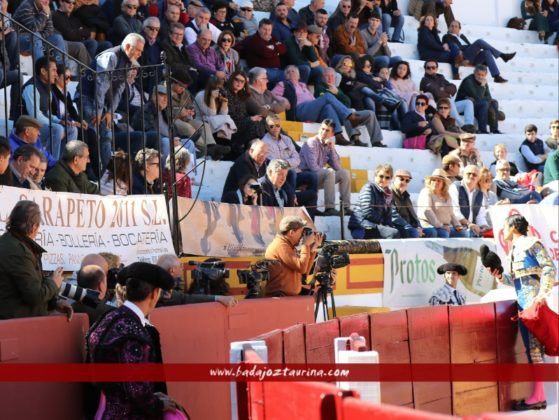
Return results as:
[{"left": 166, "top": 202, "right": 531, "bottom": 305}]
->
[
  {"left": 449, "top": 303, "right": 499, "bottom": 415},
  {"left": 407, "top": 306, "right": 452, "bottom": 414},
  {"left": 0, "top": 314, "right": 89, "bottom": 420},
  {"left": 152, "top": 296, "right": 314, "bottom": 420},
  {"left": 369, "top": 309, "right": 414, "bottom": 407}
]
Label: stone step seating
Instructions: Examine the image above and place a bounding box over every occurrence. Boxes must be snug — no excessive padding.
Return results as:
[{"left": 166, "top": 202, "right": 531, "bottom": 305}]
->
[{"left": 399, "top": 14, "right": 548, "bottom": 47}]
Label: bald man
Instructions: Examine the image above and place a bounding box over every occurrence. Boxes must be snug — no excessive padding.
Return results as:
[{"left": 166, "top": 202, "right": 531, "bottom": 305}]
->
[
  {"left": 73, "top": 264, "right": 114, "bottom": 324},
  {"left": 81, "top": 253, "right": 110, "bottom": 274},
  {"left": 156, "top": 254, "right": 237, "bottom": 307}
]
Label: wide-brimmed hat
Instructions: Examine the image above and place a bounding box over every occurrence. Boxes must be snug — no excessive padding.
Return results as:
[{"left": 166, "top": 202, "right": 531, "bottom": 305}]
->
[
  {"left": 425, "top": 168, "right": 451, "bottom": 185},
  {"left": 117, "top": 262, "right": 175, "bottom": 291},
  {"left": 437, "top": 263, "right": 468, "bottom": 276}
]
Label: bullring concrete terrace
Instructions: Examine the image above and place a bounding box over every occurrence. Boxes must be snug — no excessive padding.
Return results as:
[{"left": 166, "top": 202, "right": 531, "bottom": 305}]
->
[{"left": 0, "top": 0, "right": 557, "bottom": 237}]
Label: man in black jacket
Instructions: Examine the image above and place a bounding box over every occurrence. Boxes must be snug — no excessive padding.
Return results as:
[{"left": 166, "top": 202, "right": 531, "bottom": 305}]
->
[
  {"left": 221, "top": 139, "right": 269, "bottom": 199},
  {"left": 162, "top": 22, "right": 199, "bottom": 92},
  {"left": 442, "top": 20, "right": 515, "bottom": 84},
  {"left": 258, "top": 158, "right": 318, "bottom": 219}
]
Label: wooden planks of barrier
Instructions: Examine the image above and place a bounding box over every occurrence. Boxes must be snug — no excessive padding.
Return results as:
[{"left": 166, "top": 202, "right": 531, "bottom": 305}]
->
[
  {"left": 449, "top": 303, "right": 499, "bottom": 416},
  {"left": 305, "top": 319, "right": 341, "bottom": 364},
  {"left": 494, "top": 300, "right": 531, "bottom": 411},
  {"left": 338, "top": 313, "right": 371, "bottom": 350},
  {"left": 283, "top": 323, "right": 307, "bottom": 364},
  {"left": 0, "top": 314, "right": 88, "bottom": 420},
  {"left": 254, "top": 329, "right": 284, "bottom": 364},
  {"left": 407, "top": 306, "right": 452, "bottom": 414},
  {"left": 341, "top": 396, "right": 455, "bottom": 419},
  {"left": 250, "top": 381, "right": 357, "bottom": 420},
  {"left": 369, "top": 310, "right": 414, "bottom": 408}
]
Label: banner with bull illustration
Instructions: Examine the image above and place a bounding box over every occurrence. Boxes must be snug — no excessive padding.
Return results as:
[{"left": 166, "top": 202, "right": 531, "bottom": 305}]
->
[{"left": 176, "top": 198, "right": 313, "bottom": 257}]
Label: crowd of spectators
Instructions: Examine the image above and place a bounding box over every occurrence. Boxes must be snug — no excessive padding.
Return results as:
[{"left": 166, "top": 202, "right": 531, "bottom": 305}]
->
[{"left": 0, "top": 0, "right": 557, "bottom": 224}]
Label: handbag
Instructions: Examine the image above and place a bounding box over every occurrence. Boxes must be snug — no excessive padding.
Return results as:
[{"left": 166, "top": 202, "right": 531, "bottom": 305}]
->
[
  {"left": 515, "top": 301, "right": 559, "bottom": 356},
  {"left": 403, "top": 135, "right": 427, "bottom": 149}
]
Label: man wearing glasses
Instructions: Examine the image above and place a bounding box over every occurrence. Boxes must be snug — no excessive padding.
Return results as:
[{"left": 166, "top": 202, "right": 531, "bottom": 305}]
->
[
  {"left": 162, "top": 22, "right": 200, "bottom": 91},
  {"left": 391, "top": 169, "right": 434, "bottom": 238},
  {"left": 449, "top": 164, "right": 488, "bottom": 237},
  {"left": 494, "top": 160, "right": 542, "bottom": 204},
  {"left": 420, "top": 59, "right": 475, "bottom": 132},
  {"left": 110, "top": 0, "right": 143, "bottom": 45}
]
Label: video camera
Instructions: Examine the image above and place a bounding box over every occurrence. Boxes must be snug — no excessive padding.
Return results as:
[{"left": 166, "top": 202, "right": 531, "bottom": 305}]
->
[
  {"left": 59, "top": 281, "right": 100, "bottom": 308},
  {"left": 312, "top": 241, "right": 351, "bottom": 287},
  {"left": 237, "top": 259, "right": 278, "bottom": 299},
  {"left": 188, "top": 260, "right": 230, "bottom": 295}
]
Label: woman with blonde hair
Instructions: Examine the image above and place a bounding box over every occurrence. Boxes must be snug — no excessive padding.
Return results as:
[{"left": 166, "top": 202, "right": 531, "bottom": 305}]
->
[
  {"left": 417, "top": 168, "right": 466, "bottom": 237},
  {"left": 162, "top": 147, "right": 193, "bottom": 199}
]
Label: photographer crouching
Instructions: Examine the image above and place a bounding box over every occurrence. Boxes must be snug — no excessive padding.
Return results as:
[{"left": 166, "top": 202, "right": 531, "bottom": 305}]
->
[{"left": 264, "top": 215, "right": 324, "bottom": 297}]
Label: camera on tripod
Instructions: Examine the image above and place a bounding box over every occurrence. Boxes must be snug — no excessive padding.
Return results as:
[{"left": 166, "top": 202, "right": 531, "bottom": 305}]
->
[
  {"left": 314, "top": 242, "right": 350, "bottom": 284},
  {"left": 237, "top": 259, "right": 278, "bottom": 299},
  {"left": 188, "top": 259, "right": 230, "bottom": 295}
]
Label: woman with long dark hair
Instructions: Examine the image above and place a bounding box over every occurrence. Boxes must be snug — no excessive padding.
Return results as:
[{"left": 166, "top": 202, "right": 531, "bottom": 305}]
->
[
  {"left": 222, "top": 174, "right": 261, "bottom": 205},
  {"left": 100, "top": 150, "right": 130, "bottom": 196},
  {"left": 488, "top": 214, "right": 556, "bottom": 411},
  {"left": 224, "top": 70, "right": 266, "bottom": 155}
]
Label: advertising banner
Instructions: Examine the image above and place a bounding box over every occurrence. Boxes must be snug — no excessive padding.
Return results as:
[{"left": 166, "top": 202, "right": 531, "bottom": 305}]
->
[
  {"left": 490, "top": 204, "right": 559, "bottom": 276},
  {"left": 177, "top": 198, "right": 313, "bottom": 257},
  {"left": 0, "top": 186, "right": 175, "bottom": 270},
  {"left": 381, "top": 239, "right": 496, "bottom": 309}
]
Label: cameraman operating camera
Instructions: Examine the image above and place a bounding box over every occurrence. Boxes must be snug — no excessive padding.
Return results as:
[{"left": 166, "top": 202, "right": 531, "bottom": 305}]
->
[{"left": 265, "top": 215, "right": 323, "bottom": 297}]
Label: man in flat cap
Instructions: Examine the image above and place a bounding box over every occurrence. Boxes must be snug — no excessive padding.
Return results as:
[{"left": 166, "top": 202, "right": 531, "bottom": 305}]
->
[
  {"left": 9, "top": 115, "right": 57, "bottom": 170},
  {"left": 86, "top": 262, "right": 184, "bottom": 418},
  {"left": 429, "top": 263, "right": 467, "bottom": 306},
  {"left": 265, "top": 215, "right": 323, "bottom": 297}
]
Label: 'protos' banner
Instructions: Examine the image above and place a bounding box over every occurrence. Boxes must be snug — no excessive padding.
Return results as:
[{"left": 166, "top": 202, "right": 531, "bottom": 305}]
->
[
  {"left": 381, "top": 238, "right": 497, "bottom": 309},
  {"left": 0, "top": 186, "right": 175, "bottom": 270}
]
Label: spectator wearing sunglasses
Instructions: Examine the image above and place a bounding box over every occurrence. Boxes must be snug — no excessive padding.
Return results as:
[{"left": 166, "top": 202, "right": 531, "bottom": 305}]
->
[
  {"left": 215, "top": 30, "right": 240, "bottom": 78},
  {"left": 391, "top": 169, "right": 434, "bottom": 238},
  {"left": 109, "top": 0, "right": 143, "bottom": 45},
  {"left": 449, "top": 165, "right": 488, "bottom": 237},
  {"left": 236, "top": 0, "right": 258, "bottom": 36},
  {"left": 349, "top": 164, "right": 401, "bottom": 238},
  {"left": 401, "top": 94, "right": 433, "bottom": 139}
]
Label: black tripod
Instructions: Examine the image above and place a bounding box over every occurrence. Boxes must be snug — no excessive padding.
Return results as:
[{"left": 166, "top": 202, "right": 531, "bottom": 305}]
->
[{"left": 312, "top": 272, "right": 337, "bottom": 321}]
